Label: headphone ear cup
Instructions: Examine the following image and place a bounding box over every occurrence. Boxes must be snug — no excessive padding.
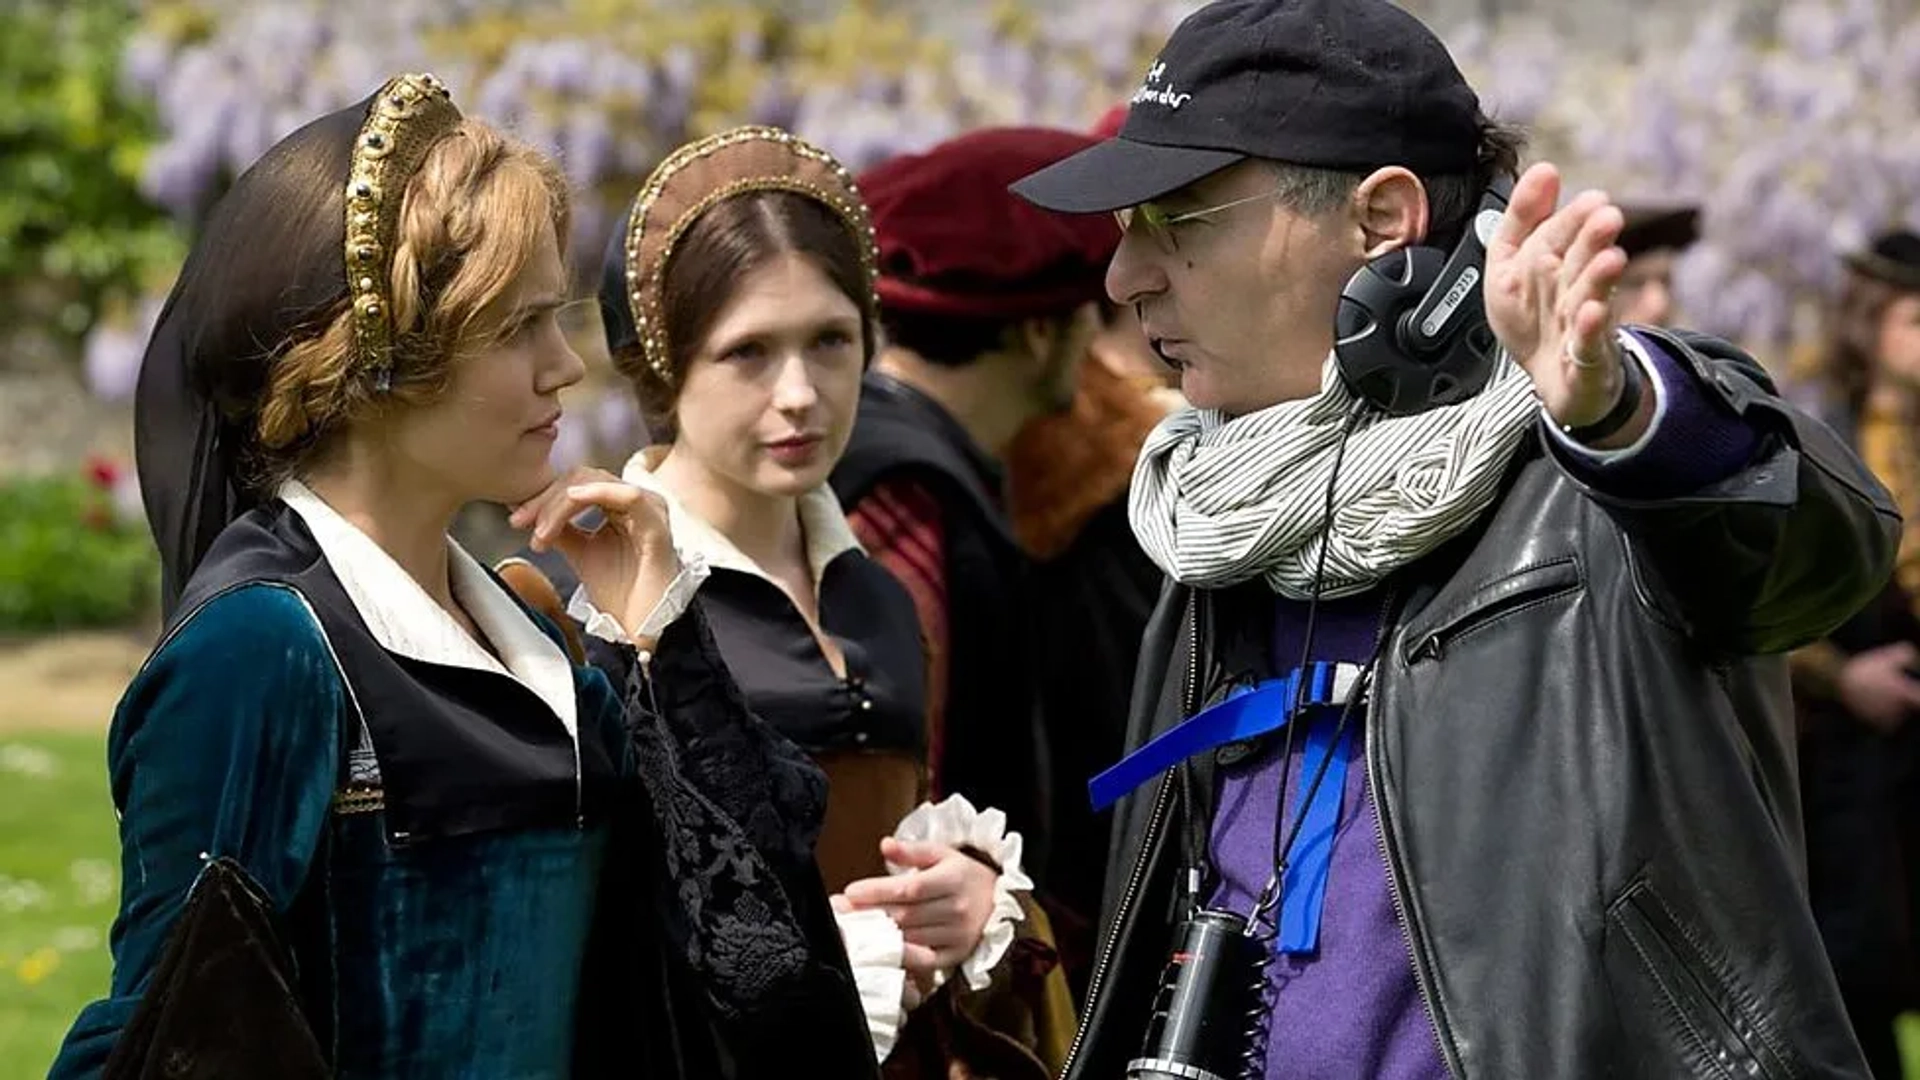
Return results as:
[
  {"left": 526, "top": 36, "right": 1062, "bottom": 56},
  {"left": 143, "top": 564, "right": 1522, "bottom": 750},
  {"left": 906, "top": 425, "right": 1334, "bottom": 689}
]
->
[{"left": 1335, "top": 246, "right": 1448, "bottom": 415}]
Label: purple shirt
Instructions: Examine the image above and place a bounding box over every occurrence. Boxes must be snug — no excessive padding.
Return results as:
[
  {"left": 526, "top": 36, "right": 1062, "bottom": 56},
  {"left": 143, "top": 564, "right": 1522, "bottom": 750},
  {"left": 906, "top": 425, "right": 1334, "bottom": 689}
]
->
[
  {"left": 1210, "top": 594, "right": 1446, "bottom": 1080},
  {"left": 1206, "top": 332, "right": 1760, "bottom": 1078}
]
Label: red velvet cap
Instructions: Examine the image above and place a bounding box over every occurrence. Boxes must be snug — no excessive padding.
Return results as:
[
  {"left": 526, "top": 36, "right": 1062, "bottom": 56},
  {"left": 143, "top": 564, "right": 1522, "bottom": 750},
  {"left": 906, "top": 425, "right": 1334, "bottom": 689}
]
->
[{"left": 858, "top": 127, "right": 1121, "bottom": 321}]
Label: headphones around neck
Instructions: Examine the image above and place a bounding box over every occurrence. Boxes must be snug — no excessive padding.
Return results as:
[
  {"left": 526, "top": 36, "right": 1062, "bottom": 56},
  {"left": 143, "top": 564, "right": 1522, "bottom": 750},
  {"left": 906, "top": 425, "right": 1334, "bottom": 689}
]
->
[{"left": 1332, "top": 177, "right": 1514, "bottom": 417}]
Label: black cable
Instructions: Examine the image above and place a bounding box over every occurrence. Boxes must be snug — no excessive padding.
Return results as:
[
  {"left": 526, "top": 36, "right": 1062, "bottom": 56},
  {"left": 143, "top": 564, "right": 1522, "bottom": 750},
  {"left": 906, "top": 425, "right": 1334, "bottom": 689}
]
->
[{"left": 1258, "top": 397, "right": 1371, "bottom": 933}]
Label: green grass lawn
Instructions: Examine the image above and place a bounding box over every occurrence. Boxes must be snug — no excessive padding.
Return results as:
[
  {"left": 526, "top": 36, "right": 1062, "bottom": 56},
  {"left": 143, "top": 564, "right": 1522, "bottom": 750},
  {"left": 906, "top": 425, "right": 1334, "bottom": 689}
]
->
[{"left": 0, "top": 730, "right": 117, "bottom": 1075}]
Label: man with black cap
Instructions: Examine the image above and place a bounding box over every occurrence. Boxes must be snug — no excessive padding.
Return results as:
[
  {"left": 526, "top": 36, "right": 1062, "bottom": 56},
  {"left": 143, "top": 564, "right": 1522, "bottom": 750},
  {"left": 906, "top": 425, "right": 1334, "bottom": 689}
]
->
[
  {"left": 1611, "top": 202, "right": 1701, "bottom": 327},
  {"left": 1011, "top": 0, "right": 1898, "bottom": 1076}
]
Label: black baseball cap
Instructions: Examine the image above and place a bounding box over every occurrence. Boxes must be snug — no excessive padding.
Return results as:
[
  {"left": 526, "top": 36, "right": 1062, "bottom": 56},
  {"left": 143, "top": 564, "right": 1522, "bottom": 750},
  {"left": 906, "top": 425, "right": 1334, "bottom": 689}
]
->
[{"left": 1013, "top": 0, "right": 1483, "bottom": 213}]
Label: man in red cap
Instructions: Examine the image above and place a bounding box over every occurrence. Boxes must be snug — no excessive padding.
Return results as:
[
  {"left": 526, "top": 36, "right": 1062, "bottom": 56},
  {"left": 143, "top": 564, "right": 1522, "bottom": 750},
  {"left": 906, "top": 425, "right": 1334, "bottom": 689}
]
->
[
  {"left": 830, "top": 129, "right": 1126, "bottom": 897},
  {"left": 997, "top": 111, "right": 1187, "bottom": 996}
]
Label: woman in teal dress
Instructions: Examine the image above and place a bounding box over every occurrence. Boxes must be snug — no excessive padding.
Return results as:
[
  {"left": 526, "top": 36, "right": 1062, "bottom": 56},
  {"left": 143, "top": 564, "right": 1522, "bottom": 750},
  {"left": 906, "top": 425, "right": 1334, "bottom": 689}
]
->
[{"left": 48, "top": 74, "right": 876, "bottom": 1080}]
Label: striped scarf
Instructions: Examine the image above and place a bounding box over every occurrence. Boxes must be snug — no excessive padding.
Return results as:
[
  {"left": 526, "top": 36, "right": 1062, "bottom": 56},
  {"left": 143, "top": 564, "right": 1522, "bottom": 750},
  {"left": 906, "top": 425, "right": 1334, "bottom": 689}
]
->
[{"left": 1128, "top": 353, "right": 1540, "bottom": 599}]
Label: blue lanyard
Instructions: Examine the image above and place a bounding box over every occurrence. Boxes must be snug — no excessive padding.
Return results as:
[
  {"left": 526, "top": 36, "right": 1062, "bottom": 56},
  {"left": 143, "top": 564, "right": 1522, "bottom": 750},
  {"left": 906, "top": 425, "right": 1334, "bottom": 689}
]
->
[
  {"left": 1089, "top": 661, "right": 1351, "bottom": 811},
  {"left": 1087, "top": 661, "right": 1358, "bottom": 955},
  {"left": 1276, "top": 713, "right": 1347, "bottom": 955}
]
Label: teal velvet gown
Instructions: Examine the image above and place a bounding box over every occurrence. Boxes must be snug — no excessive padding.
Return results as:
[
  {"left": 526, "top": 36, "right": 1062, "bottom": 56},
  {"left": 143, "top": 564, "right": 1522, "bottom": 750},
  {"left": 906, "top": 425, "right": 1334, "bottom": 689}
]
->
[{"left": 49, "top": 484, "right": 877, "bottom": 1080}]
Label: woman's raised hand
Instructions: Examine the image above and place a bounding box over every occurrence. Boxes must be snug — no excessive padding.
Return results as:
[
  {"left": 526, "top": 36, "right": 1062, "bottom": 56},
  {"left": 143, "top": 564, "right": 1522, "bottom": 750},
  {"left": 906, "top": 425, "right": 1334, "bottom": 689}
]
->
[{"left": 510, "top": 466, "right": 682, "bottom": 650}]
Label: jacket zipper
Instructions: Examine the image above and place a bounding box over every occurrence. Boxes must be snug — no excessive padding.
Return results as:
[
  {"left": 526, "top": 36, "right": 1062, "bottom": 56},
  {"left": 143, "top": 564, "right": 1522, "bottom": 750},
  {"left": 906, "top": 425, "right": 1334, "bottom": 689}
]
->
[
  {"left": 1617, "top": 884, "right": 1781, "bottom": 1079},
  {"left": 1058, "top": 591, "right": 1202, "bottom": 1077},
  {"left": 1404, "top": 560, "right": 1582, "bottom": 665},
  {"left": 1368, "top": 682, "right": 1464, "bottom": 1078}
]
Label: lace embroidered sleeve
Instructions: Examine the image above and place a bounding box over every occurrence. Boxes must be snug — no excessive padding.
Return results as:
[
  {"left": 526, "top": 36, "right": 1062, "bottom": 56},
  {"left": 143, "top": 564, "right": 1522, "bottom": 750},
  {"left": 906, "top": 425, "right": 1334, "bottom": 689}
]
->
[{"left": 611, "top": 601, "right": 834, "bottom": 1018}]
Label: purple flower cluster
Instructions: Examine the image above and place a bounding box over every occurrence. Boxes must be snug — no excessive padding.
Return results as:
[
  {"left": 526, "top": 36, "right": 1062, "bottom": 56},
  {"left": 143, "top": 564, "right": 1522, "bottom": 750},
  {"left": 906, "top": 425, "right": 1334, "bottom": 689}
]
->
[
  {"left": 107, "top": 0, "right": 1920, "bottom": 389},
  {"left": 124, "top": 2, "right": 450, "bottom": 219},
  {"left": 97, "top": 0, "right": 1190, "bottom": 421},
  {"left": 82, "top": 293, "right": 165, "bottom": 403},
  {"left": 1443, "top": 0, "right": 1920, "bottom": 353},
  {"left": 123, "top": 0, "right": 1187, "bottom": 226}
]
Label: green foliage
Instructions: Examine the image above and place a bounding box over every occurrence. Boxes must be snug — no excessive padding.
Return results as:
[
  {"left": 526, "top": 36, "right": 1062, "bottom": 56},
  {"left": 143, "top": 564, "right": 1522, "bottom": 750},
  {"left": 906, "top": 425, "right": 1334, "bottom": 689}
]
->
[
  {"left": 0, "top": 473, "right": 158, "bottom": 634},
  {"left": 0, "top": 0, "right": 183, "bottom": 339}
]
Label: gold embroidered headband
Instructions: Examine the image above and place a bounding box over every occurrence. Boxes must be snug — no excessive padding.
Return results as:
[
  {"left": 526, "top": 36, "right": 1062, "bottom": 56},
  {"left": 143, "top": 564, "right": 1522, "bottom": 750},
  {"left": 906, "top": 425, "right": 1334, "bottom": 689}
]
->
[
  {"left": 623, "top": 126, "right": 880, "bottom": 387},
  {"left": 345, "top": 73, "right": 463, "bottom": 390}
]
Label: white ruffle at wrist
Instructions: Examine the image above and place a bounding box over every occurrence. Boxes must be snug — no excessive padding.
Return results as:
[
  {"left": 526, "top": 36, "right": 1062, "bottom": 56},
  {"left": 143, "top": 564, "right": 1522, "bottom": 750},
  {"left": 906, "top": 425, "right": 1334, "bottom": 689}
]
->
[
  {"left": 567, "top": 549, "right": 710, "bottom": 644},
  {"left": 889, "top": 794, "right": 1033, "bottom": 992},
  {"left": 834, "top": 907, "right": 908, "bottom": 1061}
]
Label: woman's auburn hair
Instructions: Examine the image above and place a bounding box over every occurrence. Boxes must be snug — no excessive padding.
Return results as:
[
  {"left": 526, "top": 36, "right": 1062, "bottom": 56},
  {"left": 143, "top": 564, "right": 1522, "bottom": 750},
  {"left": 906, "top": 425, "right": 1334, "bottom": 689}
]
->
[{"left": 253, "top": 119, "right": 571, "bottom": 477}]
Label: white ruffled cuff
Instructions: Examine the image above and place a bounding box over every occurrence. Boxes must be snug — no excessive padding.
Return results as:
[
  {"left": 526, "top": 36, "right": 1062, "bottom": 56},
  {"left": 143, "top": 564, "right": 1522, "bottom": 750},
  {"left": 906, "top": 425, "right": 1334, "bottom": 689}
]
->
[
  {"left": 834, "top": 907, "right": 908, "bottom": 1062},
  {"left": 565, "top": 550, "right": 709, "bottom": 644},
  {"left": 888, "top": 794, "right": 1033, "bottom": 992}
]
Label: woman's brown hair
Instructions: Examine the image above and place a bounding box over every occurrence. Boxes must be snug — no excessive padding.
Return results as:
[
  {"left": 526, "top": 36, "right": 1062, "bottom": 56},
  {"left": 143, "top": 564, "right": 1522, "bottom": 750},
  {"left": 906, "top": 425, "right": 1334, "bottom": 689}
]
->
[
  {"left": 1815, "top": 271, "right": 1914, "bottom": 422},
  {"left": 613, "top": 190, "right": 874, "bottom": 438}
]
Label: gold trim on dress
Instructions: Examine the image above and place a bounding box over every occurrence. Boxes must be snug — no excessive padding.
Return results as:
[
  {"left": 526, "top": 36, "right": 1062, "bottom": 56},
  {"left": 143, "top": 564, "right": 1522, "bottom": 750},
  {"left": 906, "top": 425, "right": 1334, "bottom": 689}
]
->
[{"left": 331, "top": 786, "right": 386, "bottom": 816}]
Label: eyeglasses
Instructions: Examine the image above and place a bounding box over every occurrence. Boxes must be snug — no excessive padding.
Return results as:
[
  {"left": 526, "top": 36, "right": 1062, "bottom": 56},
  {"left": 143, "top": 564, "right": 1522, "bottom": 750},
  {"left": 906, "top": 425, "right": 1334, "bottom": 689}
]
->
[{"left": 1112, "top": 188, "right": 1282, "bottom": 254}]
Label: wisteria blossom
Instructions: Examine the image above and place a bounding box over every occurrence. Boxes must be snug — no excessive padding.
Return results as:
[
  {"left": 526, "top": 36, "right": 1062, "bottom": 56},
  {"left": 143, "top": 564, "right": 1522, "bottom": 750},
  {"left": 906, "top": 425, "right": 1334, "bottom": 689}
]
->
[{"left": 91, "top": 0, "right": 1920, "bottom": 389}]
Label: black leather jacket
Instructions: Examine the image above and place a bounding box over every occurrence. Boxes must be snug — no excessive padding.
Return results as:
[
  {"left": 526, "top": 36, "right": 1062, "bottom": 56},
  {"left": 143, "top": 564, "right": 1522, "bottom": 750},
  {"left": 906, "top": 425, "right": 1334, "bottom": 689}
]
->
[{"left": 1066, "top": 330, "right": 1902, "bottom": 1079}]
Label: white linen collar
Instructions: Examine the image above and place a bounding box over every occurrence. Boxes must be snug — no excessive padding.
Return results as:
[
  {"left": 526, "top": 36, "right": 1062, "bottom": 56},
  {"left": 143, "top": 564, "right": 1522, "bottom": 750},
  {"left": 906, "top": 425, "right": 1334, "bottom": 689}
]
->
[
  {"left": 278, "top": 480, "right": 578, "bottom": 740},
  {"left": 618, "top": 449, "right": 862, "bottom": 593}
]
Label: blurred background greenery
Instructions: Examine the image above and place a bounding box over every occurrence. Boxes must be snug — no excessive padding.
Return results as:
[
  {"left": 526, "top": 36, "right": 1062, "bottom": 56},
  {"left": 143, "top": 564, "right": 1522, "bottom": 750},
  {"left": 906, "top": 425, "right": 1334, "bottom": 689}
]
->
[{"left": 0, "top": 0, "right": 181, "bottom": 348}]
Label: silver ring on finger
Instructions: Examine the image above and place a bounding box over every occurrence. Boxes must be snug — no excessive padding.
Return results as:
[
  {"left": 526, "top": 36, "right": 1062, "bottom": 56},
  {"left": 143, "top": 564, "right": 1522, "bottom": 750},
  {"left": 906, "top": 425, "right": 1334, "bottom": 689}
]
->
[{"left": 1563, "top": 336, "right": 1608, "bottom": 370}]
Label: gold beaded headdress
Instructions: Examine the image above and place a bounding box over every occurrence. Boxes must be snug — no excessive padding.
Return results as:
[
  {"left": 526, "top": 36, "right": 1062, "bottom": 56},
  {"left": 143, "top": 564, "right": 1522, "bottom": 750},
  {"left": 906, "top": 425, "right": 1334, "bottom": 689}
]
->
[
  {"left": 344, "top": 73, "right": 464, "bottom": 391},
  {"left": 624, "top": 126, "right": 880, "bottom": 387}
]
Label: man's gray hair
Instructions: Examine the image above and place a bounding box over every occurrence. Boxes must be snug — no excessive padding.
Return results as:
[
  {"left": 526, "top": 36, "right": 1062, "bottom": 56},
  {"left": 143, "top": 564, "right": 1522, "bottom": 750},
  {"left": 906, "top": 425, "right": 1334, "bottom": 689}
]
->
[
  {"left": 1266, "top": 162, "right": 1363, "bottom": 219},
  {"left": 1264, "top": 116, "right": 1529, "bottom": 249}
]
